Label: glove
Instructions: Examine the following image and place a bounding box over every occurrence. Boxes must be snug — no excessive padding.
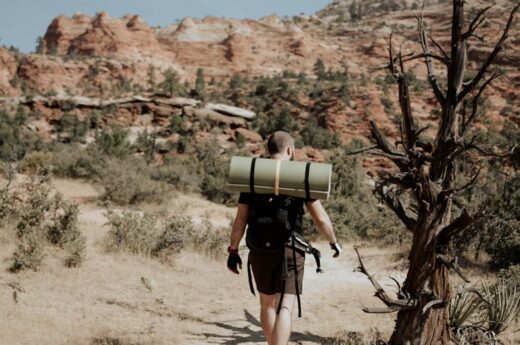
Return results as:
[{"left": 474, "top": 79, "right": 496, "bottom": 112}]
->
[
  {"left": 330, "top": 242, "right": 342, "bottom": 258},
  {"left": 227, "top": 247, "right": 242, "bottom": 274}
]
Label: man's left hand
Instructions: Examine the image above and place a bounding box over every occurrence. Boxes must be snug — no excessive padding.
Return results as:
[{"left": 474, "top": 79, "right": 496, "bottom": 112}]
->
[
  {"left": 330, "top": 242, "right": 342, "bottom": 258},
  {"left": 227, "top": 247, "right": 242, "bottom": 274}
]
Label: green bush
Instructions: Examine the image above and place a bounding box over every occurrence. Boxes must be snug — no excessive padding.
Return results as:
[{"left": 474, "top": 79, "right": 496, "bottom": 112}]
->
[
  {"left": 151, "top": 156, "right": 202, "bottom": 192},
  {"left": 105, "top": 210, "right": 226, "bottom": 259},
  {"left": 255, "top": 107, "right": 299, "bottom": 138},
  {"left": 46, "top": 194, "right": 85, "bottom": 267},
  {"left": 105, "top": 210, "right": 159, "bottom": 255},
  {"left": 482, "top": 280, "right": 520, "bottom": 334},
  {"left": 0, "top": 109, "right": 43, "bottom": 161},
  {"left": 498, "top": 265, "right": 520, "bottom": 287},
  {"left": 152, "top": 214, "right": 194, "bottom": 257},
  {"left": 196, "top": 141, "right": 234, "bottom": 204},
  {"left": 9, "top": 176, "right": 86, "bottom": 272},
  {"left": 19, "top": 146, "right": 103, "bottom": 178},
  {"left": 457, "top": 170, "right": 520, "bottom": 269},
  {"left": 101, "top": 159, "right": 167, "bottom": 205},
  {"left": 93, "top": 126, "right": 133, "bottom": 159},
  {"left": 301, "top": 117, "right": 341, "bottom": 149}
]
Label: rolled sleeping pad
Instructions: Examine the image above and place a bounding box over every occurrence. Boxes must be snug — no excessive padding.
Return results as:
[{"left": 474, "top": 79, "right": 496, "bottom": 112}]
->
[{"left": 228, "top": 156, "right": 332, "bottom": 200}]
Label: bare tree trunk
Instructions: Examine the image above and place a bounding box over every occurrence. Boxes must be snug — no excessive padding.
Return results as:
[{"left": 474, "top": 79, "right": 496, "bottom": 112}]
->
[
  {"left": 391, "top": 225, "right": 451, "bottom": 344},
  {"left": 351, "top": 1, "right": 519, "bottom": 343}
]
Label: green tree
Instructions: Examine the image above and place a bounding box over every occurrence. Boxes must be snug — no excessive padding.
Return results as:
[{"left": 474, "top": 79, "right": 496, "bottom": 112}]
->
[
  {"left": 160, "top": 68, "right": 180, "bottom": 97},
  {"left": 194, "top": 68, "right": 206, "bottom": 101},
  {"left": 313, "top": 58, "right": 327, "bottom": 80}
]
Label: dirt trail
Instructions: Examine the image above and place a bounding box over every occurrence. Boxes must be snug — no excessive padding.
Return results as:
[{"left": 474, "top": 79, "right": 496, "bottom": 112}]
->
[{"left": 0, "top": 179, "right": 407, "bottom": 345}]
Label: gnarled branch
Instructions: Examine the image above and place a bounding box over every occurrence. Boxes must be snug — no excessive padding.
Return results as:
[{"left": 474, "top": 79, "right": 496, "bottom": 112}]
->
[
  {"left": 355, "top": 248, "right": 417, "bottom": 313},
  {"left": 461, "top": 73, "right": 500, "bottom": 135},
  {"left": 418, "top": 12, "right": 446, "bottom": 106},
  {"left": 437, "top": 254, "right": 470, "bottom": 283},
  {"left": 369, "top": 121, "right": 410, "bottom": 170},
  {"left": 437, "top": 209, "right": 474, "bottom": 242},
  {"left": 459, "top": 4, "right": 520, "bottom": 101},
  {"left": 375, "top": 183, "right": 417, "bottom": 231},
  {"left": 462, "top": 5, "right": 494, "bottom": 40}
]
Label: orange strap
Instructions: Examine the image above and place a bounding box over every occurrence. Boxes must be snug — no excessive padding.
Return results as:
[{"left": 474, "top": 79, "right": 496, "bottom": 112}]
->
[{"left": 274, "top": 159, "right": 281, "bottom": 195}]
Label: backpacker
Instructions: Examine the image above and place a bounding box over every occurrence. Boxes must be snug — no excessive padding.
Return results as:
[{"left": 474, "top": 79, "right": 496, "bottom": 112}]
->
[{"left": 245, "top": 193, "right": 322, "bottom": 318}]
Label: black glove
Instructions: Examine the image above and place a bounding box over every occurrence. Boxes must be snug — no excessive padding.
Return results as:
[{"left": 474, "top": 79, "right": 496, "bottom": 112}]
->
[
  {"left": 330, "top": 242, "right": 342, "bottom": 258},
  {"left": 227, "top": 247, "right": 242, "bottom": 274}
]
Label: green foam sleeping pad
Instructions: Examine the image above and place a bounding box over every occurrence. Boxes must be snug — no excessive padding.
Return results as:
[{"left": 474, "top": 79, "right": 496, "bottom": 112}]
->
[{"left": 228, "top": 156, "right": 332, "bottom": 200}]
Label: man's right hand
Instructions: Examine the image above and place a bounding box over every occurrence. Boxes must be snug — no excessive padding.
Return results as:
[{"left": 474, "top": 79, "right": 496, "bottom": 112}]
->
[{"left": 227, "top": 247, "right": 242, "bottom": 274}]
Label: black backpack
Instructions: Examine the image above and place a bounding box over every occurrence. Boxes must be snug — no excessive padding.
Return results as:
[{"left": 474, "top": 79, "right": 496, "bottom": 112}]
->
[{"left": 245, "top": 194, "right": 298, "bottom": 251}]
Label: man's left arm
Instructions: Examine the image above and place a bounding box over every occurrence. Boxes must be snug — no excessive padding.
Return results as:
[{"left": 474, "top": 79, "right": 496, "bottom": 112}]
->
[{"left": 305, "top": 199, "right": 342, "bottom": 257}]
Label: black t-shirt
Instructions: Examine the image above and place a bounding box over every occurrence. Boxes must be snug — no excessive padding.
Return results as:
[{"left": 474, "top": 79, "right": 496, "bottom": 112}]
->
[{"left": 238, "top": 192, "right": 316, "bottom": 235}]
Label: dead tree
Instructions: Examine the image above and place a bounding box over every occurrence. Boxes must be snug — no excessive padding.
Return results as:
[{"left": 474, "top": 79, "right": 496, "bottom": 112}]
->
[{"left": 351, "top": 1, "right": 519, "bottom": 344}]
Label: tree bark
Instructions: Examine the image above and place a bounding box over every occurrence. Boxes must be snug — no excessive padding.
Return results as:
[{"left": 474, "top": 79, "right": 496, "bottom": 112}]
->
[{"left": 390, "top": 207, "right": 453, "bottom": 345}]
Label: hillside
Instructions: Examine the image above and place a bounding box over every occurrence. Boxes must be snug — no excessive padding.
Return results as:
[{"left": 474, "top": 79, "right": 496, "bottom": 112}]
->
[{"left": 0, "top": 0, "right": 518, "bottom": 158}]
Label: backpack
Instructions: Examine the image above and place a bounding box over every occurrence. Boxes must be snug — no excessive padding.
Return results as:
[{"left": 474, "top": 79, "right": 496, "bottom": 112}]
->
[{"left": 245, "top": 194, "right": 297, "bottom": 252}]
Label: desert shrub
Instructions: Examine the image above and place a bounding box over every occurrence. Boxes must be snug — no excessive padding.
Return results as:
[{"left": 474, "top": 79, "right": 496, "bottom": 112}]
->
[
  {"left": 300, "top": 117, "right": 341, "bottom": 149},
  {"left": 46, "top": 194, "right": 85, "bottom": 266},
  {"left": 10, "top": 232, "right": 46, "bottom": 272},
  {"left": 152, "top": 214, "right": 194, "bottom": 257},
  {"left": 151, "top": 156, "right": 202, "bottom": 192},
  {"left": 101, "top": 158, "right": 167, "bottom": 205},
  {"left": 196, "top": 141, "right": 234, "bottom": 204},
  {"left": 0, "top": 164, "right": 18, "bottom": 226},
  {"left": 55, "top": 113, "right": 88, "bottom": 143},
  {"left": 92, "top": 125, "right": 133, "bottom": 159},
  {"left": 20, "top": 145, "right": 103, "bottom": 179},
  {"left": 51, "top": 145, "right": 104, "bottom": 178},
  {"left": 104, "top": 210, "right": 159, "bottom": 255},
  {"left": 191, "top": 214, "right": 229, "bottom": 258},
  {"left": 9, "top": 176, "right": 85, "bottom": 271},
  {"left": 255, "top": 107, "right": 299, "bottom": 138},
  {"left": 0, "top": 109, "right": 43, "bottom": 161},
  {"left": 498, "top": 265, "right": 520, "bottom": 286},
  {"left": 456, "top": 169, "right": 520, "bottom": 269},
  {"left": 18, "top": 151, "right": 53, "bottom": 175},
  {"left": 105, "top": 210, "right": 226, "bottom": 259},
  {"left": 449, "top": 288, "right": 484, "bottom": 329},
  {"left": 482, "top": 280, "right": 520, "bottom": 334}
]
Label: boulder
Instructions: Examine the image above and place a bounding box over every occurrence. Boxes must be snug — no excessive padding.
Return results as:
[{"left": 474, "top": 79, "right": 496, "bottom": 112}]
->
[
  {"left": 205, "top": 103, "right": 255, "bottom": 119},
  {"left": 235, "top": 128, "right": 263, "bottom": 143},
  {"left": 185, "top": 106, "right": 246, "bottom": 127}
]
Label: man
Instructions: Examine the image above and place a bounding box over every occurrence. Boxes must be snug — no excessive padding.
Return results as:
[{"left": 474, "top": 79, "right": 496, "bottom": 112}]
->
[{"left": 227, "top": 131, "right": 342, "bottom": 345}]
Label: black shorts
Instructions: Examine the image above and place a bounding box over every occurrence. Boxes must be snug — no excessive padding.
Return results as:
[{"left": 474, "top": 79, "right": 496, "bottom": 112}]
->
[{"left": 249, "top": 247, "right": 305, "bottom": 295}]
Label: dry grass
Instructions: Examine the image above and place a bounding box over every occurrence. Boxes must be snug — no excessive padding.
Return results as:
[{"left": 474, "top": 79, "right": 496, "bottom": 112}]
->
[{"left": 0, "top": 177, "right": 518, "bottom": 345}]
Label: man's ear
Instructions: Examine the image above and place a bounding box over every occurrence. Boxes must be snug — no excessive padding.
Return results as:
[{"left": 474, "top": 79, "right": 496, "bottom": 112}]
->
[{"left": 288, "top": 146, "right": 295, "bottom": 160}]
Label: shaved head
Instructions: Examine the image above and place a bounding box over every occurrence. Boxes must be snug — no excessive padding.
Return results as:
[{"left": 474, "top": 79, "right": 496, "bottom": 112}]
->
[{"left": 267, "top": 131, "right": 294, "bottom": 156}]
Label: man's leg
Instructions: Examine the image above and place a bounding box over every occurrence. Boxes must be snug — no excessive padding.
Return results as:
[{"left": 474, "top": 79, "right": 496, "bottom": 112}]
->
[
  {"left": 271, "top": 293, "right": 296, "bottom": 345},
  {"left": 259, "top": 292, "right": 277, "bottom": 345}
]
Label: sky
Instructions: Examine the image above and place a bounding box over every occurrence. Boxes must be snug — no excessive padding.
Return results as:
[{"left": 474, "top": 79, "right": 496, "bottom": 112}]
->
[{"left": 0, "top": 0, "right": 331, "bottom": 53}]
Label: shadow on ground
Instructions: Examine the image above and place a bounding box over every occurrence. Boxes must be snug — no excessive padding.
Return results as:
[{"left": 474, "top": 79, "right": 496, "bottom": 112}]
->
[{"left": 192, "top": 309, "right": 337, "bottom": 344}]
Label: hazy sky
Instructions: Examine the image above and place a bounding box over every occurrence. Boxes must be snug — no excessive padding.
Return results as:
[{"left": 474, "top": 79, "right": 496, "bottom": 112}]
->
[{"left": 0, "top": 0, "right": 331, "bottom": 53}]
